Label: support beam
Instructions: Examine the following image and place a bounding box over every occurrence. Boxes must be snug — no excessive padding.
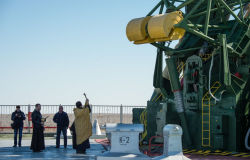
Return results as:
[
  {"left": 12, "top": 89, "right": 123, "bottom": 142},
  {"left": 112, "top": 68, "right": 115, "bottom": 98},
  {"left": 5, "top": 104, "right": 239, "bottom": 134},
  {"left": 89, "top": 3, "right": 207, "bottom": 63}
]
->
[
  {"left": 215, "top": 0, "right": 225, "bottom": 23},
  {"left": 189, "top": 0, "right": 249, "bottom": 18},
  {"left": 182, "top": 0, "right": 204, "bottom": 21},
  {"left": 147, "top": 0, "right": 163, "bottom": 16},
  {"left": 184, "top": 27, "right": 216, "bottom": 43},
  {"left": 165, "top": 58, "right": 180, "bottom": 91},
  {"left": 175, "top": 0, "right": 195, "bottom": 10},
  {"left": 168, "top": 47, "right": 202, "bottom": 55},
  {"left": 217, "top": 0, "right": 245, "bottom": 25},
  {"left": 187, "top": 24, "right": 231, "bottom": 29},
  {"left": 162, "top": 0, "right": 170, "bottom": 8},
  {"left": 238, "top": 0, "right": 244, "bottom": 22},
  {"left": 218, "top": 34, "right": 231, "bottom": 86},
  {"left": 153, "top": 48, "right": 163, "bottom": 88},
  {"left": 159, "top": 2, "right": 164, "bottom": 14},
  {"left": 166, "top": 58, "right": 192, "bottom": 147},
  {"left": 175, "top": 23, "right": 241, "bottom": 56},
  {"left": 204, "top": 0, "right": 212, "bottom": 35},
  {"left": 151, "top": 43, "right": 174, "bottom": 52}
]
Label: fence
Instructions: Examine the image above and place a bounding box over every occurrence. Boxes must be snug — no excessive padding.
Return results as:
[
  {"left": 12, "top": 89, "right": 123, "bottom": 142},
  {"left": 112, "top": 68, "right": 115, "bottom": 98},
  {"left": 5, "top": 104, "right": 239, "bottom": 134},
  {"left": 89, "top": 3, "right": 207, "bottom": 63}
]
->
[{"left": 0, "top": 105, "right": 146, "bottom": 133}]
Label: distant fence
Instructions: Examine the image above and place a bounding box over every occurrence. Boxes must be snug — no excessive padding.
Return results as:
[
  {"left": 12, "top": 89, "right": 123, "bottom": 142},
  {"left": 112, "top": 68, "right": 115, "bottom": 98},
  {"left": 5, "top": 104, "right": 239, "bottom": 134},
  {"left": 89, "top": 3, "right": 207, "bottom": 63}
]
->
[{"left": 0, "top": 105, "right": 146, "bottom": 133}]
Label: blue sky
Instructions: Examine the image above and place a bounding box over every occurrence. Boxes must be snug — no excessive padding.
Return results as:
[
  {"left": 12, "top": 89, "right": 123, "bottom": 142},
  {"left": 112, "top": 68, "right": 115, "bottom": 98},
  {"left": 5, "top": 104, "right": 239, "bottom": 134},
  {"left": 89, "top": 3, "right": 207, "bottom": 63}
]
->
[{"left": 0, "top": 0, "right": 166, "bottom": 105}]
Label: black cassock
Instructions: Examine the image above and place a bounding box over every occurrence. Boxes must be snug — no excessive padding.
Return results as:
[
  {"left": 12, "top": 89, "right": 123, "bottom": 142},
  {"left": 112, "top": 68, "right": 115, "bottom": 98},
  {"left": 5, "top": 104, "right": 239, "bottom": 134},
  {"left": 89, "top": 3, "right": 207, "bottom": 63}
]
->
[
  {"left": 70, "top": 122, "right": 77, "bottom": 149},
  {"left": 70, "top": 122, "right": 90, "bottom": 150},
  {"left": 30, "top": 110, "right": 45, "bottom": 152}
]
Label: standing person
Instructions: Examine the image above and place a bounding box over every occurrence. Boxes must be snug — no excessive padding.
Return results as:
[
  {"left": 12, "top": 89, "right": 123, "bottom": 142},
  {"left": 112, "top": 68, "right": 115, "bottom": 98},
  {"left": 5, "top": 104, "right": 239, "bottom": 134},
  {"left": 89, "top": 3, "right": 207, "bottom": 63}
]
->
[
  {"left": 11, "top": 105, "right": 26, "bottom": 147},
  {"left": 73, "top": 99, "right": 92, "bottom": 154},
  {"left": 70, "top": 101, "right": 91, "bottom": 150},
  {"left": 30, "top": 103, "right": 45, "bottom": 152},
  {"left": 53, "top": 105, "right": 69, "bottom": 148}
]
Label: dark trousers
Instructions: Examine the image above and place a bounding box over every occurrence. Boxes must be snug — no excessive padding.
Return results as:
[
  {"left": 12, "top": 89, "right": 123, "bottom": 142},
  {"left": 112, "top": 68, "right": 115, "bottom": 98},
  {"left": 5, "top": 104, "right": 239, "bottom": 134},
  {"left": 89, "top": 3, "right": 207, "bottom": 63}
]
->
[
  {"left": 87, "top": 139, "right": 90, "bottom": 148},
  {"left": 76, "top": 139, "right": 89, "bottom": 154},
  {"left": 72, "top": 133, "right": 77, "bottom": 149},
  {"left": 14, "top": 127, "right": 23, "bottom": 146},
  {"left": 56, "top": 127, "right": 67, "bottom": 147}
]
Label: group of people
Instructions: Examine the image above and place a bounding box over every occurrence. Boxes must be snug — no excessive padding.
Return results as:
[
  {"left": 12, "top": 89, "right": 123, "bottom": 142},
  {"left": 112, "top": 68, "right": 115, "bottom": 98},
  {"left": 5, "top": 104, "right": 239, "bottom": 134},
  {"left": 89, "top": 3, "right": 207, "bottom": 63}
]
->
[{"left": 11, "top": 99, "right": 92, "bottom": 154}]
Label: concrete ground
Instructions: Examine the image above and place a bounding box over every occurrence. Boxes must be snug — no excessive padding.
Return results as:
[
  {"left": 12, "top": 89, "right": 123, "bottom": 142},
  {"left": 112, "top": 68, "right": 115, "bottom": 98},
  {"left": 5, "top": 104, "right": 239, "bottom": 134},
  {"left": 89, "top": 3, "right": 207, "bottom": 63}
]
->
[{"left": 0, "top": 138, "right": 106, "bottom": 160}]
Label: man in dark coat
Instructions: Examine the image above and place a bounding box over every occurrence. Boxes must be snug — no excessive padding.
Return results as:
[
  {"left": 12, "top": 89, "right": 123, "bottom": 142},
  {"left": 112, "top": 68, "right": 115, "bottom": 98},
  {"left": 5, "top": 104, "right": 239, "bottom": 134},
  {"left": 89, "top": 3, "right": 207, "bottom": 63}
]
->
[
  {"left": 53, "top": 105, "right": 69, "bottom": 148},
  {"left": 30, "top": 103, "right": 45, "bottom": 152},
  {"left": 11, "top": 105, "right": 26, "bottom": 147}
]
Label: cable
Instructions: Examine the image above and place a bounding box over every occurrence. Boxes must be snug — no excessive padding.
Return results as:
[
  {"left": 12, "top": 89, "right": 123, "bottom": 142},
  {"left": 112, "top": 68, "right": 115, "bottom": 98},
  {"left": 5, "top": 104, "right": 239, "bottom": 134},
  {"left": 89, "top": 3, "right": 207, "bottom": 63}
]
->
[
  {"left": 208, "top": 47, "right": 225, "bottom": 102},
  {"left": 245, "top": 128, "right": 250, "bottom": 150}
]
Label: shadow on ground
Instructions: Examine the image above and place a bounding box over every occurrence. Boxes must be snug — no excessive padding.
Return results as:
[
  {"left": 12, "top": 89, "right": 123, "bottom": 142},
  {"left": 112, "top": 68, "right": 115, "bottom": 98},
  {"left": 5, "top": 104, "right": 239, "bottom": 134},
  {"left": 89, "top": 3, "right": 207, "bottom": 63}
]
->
[{"left": 0, "top": 143, "right": 105, "bottom": 160}]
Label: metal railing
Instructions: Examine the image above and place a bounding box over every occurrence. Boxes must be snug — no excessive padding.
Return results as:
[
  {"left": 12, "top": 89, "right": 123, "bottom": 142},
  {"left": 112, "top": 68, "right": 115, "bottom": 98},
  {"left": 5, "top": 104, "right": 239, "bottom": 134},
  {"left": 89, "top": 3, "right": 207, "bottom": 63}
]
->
[{"left": 0, "top": 105, "right": 146, "bottom": 133}]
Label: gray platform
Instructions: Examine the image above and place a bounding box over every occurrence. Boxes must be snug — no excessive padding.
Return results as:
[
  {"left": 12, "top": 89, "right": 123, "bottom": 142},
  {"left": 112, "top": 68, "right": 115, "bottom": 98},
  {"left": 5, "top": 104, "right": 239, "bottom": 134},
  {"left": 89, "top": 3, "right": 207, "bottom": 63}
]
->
[
  {"left": 96, "top": 152, "right": 151, "bottom": 160},
  {"left": 0, "top": 139, "right": 106, "bottom": 160}
]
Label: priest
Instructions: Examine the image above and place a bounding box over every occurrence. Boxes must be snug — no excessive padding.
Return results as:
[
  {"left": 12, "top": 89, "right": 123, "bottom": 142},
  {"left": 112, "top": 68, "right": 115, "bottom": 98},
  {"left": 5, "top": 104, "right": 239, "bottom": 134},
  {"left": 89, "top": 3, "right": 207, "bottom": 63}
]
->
[
  {"left": 30, "top": 103, "right": 45, "bottom": 152},
  {"left": 73, "top": 99, "right": 92, "bottom": 154}
]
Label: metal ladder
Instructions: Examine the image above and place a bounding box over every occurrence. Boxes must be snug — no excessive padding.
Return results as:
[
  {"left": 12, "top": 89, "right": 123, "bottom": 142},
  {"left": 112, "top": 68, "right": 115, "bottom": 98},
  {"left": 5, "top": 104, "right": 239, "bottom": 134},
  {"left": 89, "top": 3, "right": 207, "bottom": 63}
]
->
[{"left": 201, "top": 81, "right": 221, "bottom": 147}]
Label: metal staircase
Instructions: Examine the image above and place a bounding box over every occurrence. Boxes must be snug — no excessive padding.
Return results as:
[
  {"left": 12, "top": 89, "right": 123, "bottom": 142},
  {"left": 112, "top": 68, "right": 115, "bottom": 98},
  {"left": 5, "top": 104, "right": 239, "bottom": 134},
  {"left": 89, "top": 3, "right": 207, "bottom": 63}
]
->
[
  {"left": 202, "top": 81, "right": 221, "bottom": 147},
  {"left": 231, "top": 73, "right": 247, "bottom": 95}
]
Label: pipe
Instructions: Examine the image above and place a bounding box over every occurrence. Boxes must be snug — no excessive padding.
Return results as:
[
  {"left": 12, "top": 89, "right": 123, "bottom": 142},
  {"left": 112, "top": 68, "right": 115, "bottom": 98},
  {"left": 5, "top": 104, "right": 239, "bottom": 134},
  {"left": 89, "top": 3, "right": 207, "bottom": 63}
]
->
[
  {"left": 208, "top": 48, "right": 222, "bottom": 102},
  {"left": 174, "top": 91, "right": 184, "bottom": 113},
  {"left": 173, "top": 91, "right": 191, "bottom": 146},
  {"left": 166, "top": 58, "right": 192, "bottom": 146},
  {"left": 245, "top": 128, "right": 250, "bottom": 150}
]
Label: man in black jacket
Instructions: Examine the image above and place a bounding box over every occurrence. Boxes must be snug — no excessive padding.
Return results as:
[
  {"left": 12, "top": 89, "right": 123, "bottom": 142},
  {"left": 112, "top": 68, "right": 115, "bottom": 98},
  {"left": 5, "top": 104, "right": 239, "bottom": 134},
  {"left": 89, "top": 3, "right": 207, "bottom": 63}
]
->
[
  {"left": 11, "top": 105, "right": 26, "bottom": 147},
  {"left": 53, "top": 105, "right": 69, "bottom": 148}
]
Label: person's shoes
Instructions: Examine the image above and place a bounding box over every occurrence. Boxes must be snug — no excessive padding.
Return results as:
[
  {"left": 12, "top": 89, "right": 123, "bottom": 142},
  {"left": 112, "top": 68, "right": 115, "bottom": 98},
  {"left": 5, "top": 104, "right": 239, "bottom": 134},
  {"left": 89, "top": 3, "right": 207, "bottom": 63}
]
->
[
  {"left": 18, "top": 145, "right": 21, "bottom": 147},
  {"left": 13, "top": 145, "right": 17, "bottom": 147},
  {"left": 64, "top": 146, "right": 67, "bottom": 149},
  {"left": 55, "top": 146, "right": 59, "bottom": 148}
]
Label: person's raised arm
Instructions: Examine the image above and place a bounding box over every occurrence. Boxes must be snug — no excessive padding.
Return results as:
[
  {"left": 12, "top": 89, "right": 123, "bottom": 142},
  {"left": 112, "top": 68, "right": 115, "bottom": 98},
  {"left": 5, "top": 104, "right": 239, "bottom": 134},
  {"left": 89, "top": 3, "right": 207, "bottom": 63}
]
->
[{"left": 84, "top": 99, "right": 91, "bottom": 113}]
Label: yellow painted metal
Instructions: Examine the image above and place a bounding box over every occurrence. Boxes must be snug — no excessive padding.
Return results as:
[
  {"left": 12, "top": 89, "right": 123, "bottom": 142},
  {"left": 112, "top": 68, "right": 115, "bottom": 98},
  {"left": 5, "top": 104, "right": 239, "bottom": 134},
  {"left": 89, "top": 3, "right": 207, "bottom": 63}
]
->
[
  {"left": 147, "top": 11, "right": 185, "bottom": 42},
  {"left": 200, "top": 53, "right": 212, "bottom": 61},
  {"left": 177, "top": 62, "right": 185, "bottom": 73},
  {"left": 154, "top": 93, "right": 162, "bottom": 102},
  {"left": 201, "top": 81, "right": 221, "bottom": 147},
  {"left": 140, "top": 110, "right": 148, "bottom": 143},
  {"left": 177, "top": 62, "right": 185, "bottom": 79},
  {"left": 126, "top": 11, "right": 185, "bottom": 44},
  {"left": 126, "top": 16, "right": 154, "bottom": 44}
]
